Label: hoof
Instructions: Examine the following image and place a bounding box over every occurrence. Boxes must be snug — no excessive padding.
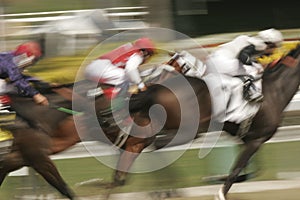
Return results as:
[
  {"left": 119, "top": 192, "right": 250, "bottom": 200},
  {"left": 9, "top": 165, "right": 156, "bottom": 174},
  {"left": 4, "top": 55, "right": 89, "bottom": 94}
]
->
[
  {"left": 113, "top": 173, "right": 126, "bottom": 186},
  {"left": 214, "top": 188, "right": 226, "bottom": 200}
]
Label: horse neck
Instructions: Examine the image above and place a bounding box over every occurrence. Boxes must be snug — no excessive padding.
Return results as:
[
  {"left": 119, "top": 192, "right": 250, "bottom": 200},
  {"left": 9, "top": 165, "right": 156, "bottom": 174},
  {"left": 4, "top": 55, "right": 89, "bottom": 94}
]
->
[{"left": 264, "top": 47, "right": 300, "bottom": 112}]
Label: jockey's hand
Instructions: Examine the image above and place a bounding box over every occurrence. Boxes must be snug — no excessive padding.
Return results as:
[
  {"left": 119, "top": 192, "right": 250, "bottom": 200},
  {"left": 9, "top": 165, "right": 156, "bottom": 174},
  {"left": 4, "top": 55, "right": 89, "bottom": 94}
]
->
[
  {"left": 129, "top": 84, "right": 147, "bottom": 94},
  {"left": 138, "top": 82, "right": 147, "bottom": 92},
  {"left": 139, "top": 85, "right": 147, "bottom": 92},
  {"left": 33, "top": 93, "right": 49, "bottom": 106}
]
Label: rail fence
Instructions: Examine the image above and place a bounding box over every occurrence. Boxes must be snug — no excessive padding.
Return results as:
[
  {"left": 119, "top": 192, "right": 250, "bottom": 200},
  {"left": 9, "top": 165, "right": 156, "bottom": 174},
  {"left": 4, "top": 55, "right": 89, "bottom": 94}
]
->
[{"left": 0, "top": 7, "right": 150, "bottom": 55}]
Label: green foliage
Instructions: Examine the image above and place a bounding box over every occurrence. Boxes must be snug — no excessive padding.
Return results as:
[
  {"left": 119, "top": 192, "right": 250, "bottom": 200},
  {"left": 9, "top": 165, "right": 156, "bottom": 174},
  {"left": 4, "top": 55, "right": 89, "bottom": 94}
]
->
[{"left": 26, "top": 55, "right": 87, "bottom": 83}]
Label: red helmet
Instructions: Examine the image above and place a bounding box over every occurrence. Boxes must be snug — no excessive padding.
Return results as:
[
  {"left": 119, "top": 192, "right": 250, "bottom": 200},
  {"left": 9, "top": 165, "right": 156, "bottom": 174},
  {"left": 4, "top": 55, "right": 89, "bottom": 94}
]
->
[
  {"left": 14, "top": 41, "right": 42, "bottom": 58},
  {"left": 14, "top": 41, "right": 42, "bottom": 67},
  {"left": 134, "top": 37, "right": 155, "bottom": 54}
]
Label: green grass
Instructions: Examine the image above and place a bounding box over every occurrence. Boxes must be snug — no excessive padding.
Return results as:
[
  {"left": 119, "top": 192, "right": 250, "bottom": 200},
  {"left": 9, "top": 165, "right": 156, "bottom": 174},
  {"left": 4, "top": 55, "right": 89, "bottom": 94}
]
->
[
  {"left": 166, "top": 188, "right": 300, "bottom": 200},
  {"left": 1, "top": 141, "right": 300, "bottom": 199}
]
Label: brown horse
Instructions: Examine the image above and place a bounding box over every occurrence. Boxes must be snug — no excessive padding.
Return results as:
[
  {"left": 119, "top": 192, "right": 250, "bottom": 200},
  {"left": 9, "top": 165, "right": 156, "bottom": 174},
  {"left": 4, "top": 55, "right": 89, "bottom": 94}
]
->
[
  {"left": 69, "top": 43, "right": 300, "bottom": 200},
  {"left": 166, "top": 45, "right": 300, "bottom": 200},
  {"left": 0, "top": 88, "right": 79, "bottom": 199},
  {"left": 0, "top": 70, "right": 211, "bottom": 199},
  {"left": 216, "top": 44, "right": 300, "bottom": 200}
]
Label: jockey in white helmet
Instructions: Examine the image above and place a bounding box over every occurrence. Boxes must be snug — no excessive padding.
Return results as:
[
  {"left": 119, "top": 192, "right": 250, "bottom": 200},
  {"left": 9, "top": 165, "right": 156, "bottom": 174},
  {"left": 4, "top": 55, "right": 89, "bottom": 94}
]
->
[{"left": 205, "top": 28, "right": 283, "bottom": 102}]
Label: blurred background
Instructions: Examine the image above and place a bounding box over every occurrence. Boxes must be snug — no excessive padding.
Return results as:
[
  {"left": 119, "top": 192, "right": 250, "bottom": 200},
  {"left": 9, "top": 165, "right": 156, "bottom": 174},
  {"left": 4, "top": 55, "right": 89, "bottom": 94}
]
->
[
  {"left": 0, "top": 0, "right": 299, "bottom": 83},
  {"left": 1, "top": 0, "right": 300, "bottom": 56}
]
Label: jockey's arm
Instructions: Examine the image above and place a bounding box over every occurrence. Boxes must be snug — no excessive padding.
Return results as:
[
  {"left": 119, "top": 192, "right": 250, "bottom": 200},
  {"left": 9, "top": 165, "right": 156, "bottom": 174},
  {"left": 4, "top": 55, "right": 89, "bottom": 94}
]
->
[
  {"left": 124, "top": 53, "right": 146, "bottom": 91},
  {"left": 8, "top": 67, "right": 49, "bottom": 105}
]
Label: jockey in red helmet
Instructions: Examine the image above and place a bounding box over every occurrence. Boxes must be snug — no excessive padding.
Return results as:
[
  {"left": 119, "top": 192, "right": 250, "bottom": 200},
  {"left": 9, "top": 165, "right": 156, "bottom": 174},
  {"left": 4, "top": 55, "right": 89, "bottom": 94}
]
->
[
  {"left": 0, "top": 41, "right": 48, "bottom": 105},
  {"left": 14, "top": 41, "right": 43, "bottom": 68},
  {"left": 134, "top": 37, "right": 155, "bottom": 56},
  {"left": 85, "top": 37, "right": 156, "bottom": 98}
]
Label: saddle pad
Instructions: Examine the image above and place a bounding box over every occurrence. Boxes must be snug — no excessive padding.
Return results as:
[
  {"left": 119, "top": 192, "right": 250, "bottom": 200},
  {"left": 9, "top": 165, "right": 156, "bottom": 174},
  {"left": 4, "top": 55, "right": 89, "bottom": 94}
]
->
[{"left": 0, "top": 128, "right": 13, "bottom": 142}]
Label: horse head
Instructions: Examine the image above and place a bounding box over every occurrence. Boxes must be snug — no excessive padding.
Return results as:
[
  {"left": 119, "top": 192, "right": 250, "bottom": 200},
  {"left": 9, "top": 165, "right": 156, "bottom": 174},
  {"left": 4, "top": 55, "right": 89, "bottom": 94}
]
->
[{"left": 261, "top": 43, "right": 300, "bottom": 112}]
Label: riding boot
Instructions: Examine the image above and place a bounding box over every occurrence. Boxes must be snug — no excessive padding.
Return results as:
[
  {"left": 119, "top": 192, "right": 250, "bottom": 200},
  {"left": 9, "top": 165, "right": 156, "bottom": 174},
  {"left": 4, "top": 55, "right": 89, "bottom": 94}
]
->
[{"left": 243, "top": 78, "right": 264, "bottom": 103}]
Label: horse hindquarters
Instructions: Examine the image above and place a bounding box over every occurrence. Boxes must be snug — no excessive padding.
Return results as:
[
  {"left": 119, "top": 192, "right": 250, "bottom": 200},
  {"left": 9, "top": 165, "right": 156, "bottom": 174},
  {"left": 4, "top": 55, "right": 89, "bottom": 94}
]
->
[{"left": 50, "top": 116, "right": 81, "bottom": 154}]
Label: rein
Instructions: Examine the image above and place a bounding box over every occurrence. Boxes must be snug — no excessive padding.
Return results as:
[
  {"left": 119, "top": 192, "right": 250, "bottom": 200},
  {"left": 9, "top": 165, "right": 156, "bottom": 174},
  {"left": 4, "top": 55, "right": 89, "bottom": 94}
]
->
[
  {"left": 50, "top": 86, "right": 83, "bottom": 115},
  {"left": 49, "top": 103, "right": 82, "bottom": 115}
]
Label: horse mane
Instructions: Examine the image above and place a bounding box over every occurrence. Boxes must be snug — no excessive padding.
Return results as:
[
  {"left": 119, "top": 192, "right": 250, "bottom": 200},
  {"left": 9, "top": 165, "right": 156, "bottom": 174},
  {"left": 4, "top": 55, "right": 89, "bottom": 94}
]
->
[
  {"left": 263, "top": 43, "right": 300, "bottom": 76},
  {"left": 262, "top": 45, "right": 300, "bottom": 82}
]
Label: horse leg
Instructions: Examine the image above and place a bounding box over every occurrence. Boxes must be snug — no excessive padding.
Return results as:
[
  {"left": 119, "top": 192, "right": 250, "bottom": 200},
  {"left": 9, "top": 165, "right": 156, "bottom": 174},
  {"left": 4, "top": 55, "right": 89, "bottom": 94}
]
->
[
  {"left": 0, "top": 151, "right": 25, "bottom": 185},
  {"left": 216, "top": 138, "right": 265, "bottom": 200},
  {"left": 19, "top": 131, "right": 75, "bottom": 199},
  {"left": 30, "top": 157, "right": 75, "bottom": 200},
  {"left": 1, "top": 152, "right": 74, "bottom": 200},
  {"left": 113, "top": 138, "right": 146, "bottom": 186},
  {"left": 112, "top": 113, "right": 155, "bottom": 186}
]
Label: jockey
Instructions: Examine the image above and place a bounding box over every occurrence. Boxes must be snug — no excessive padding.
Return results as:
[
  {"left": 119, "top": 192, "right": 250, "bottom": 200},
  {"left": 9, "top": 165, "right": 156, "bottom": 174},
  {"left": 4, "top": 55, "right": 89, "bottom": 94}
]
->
[
  {"left": 84, "top": 37, "right": 156, "bottom": 146},
  {"left": 205, "top": 28, "right": 283, "bottom": 102},
  {"left": 0, "top": 41, "right": 49, "bottom": 106},
  {"left": 85, "top": 37, "right": 156, "bottom": 97}
]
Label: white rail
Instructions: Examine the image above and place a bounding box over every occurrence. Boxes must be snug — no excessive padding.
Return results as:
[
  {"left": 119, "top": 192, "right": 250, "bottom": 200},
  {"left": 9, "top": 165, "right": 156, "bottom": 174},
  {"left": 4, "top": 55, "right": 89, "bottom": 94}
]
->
[
  {"left": 9, "top": 124, "right": 300, "bottom": 176},
  {"left": 284, "top": 92, "right": 300, "bottom": 111},
  {"left": 1, "top": 7, "right": 148, "bottom": 24},
  {"left": 47, "top": 124, "right": 300, "bottom": 161}
]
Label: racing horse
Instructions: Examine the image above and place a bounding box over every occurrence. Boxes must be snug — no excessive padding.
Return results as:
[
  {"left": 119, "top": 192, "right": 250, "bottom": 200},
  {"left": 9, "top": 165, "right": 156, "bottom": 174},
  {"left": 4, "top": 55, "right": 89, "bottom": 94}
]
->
[
  {"left": 166, "top": 44, "right": 300, "bottom": 200},
  {"left": 0, "top": 86, "right": 78, "bottom": 199},
  {"left": 0, "top": 69, "right": 211, "bottom": 199},
  {"left": 216, "top": 44, "right": 300, "bottom": 200}
]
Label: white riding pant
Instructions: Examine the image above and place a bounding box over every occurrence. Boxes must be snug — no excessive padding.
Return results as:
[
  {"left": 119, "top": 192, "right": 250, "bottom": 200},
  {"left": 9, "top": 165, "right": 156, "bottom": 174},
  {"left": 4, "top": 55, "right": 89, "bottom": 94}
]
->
[
  {"left": 85, "top": 55, "right": 143, "bottom": 88},
  {"left": 206, "top": 51, "right": 263, "bottom": 92},
  {"left": 85, "top": 59, "right": 126, "bottom": 86}
]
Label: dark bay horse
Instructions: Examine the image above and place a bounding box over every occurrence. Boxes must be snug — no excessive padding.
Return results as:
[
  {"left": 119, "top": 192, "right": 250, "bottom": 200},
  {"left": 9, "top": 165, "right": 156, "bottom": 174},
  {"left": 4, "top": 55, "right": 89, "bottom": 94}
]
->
[
  {"left": 0, "top": 88, "right": 79, "bottom": 199},
  {"left": 215, "top": 44, "right": 300, "bottom": 200},
  {"left": 166, "top": 44, "right": 300, "bottom": 200},
  {"left": 0, "top": 73, "right": 210, "bottom": 199}
]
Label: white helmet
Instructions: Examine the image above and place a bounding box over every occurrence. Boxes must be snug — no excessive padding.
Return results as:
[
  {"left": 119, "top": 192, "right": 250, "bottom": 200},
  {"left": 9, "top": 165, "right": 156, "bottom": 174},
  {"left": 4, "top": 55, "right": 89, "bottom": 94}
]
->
[{"left": 258, "top": 28, "right": 283, "bottom": 47}]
